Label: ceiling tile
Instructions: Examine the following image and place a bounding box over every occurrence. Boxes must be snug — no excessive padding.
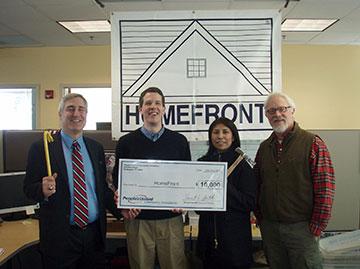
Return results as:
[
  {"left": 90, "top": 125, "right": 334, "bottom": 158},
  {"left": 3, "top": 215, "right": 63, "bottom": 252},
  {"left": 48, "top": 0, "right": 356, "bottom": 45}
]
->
[
  {"left": 23, "top": 0, "right": 91, "bottom": 5},
  {"left": 34, "top": 2, "right": 106, "bottom": 21},
  {"left": 0, "top": 0, "right": 359, "bottom": 47},
  {"left": 0, "top": 35, "right": 40, "bottom": 47},
  {"left": 0, "top": 4, "right": 48, "bottom": 24},
  {"left": 285, "top": 0, "right": 360, "bottom": 18},
  {"left": 0, "top": 0, "right": 25, "bottom": 8},
  {"left": 76, "top": 32, "right": 111, "bottom": 45},
  {"left": 0, "top": 23, "right": 18, "bottom": 36}
]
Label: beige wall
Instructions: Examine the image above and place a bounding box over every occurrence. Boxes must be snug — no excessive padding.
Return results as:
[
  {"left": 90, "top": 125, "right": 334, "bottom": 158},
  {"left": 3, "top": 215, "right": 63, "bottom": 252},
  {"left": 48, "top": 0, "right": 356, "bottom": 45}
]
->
[
  {"left": 0, "top": 46, "right": 111, "bottom": 129},
  {"left": 0, "top": 44, "right": 359, "bottom": 129},
  {"left": 283, "top": 45, "right": 360, "bottom": 130}
]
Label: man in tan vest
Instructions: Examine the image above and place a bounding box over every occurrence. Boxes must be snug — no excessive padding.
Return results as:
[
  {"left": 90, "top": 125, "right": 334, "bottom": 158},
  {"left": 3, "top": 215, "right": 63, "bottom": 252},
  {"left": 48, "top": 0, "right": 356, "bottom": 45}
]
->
[{"left": 254, "top": 92, "right": 335, "bottom": 269}]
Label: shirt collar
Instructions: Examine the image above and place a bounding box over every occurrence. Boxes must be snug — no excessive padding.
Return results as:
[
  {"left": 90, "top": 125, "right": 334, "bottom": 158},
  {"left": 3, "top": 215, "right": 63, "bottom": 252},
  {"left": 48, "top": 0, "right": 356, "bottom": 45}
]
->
[
  {"left": 60, "top": 130, "right": 84, "bottom": 149},
  {"left": 140, "top": 126, "right": 165, "bottom": 142}
]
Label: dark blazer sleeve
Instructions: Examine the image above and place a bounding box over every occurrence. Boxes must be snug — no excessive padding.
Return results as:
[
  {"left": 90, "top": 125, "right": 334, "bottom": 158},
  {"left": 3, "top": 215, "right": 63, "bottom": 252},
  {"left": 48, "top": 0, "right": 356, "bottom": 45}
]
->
[
  {"left": 23, "top": 135, "right": 73, "bottom": 257},
  {"left": 24, "top": 140, "right": 47, "bottom": 202},
  {"left": 24, "top": 133, "right": 69, "bottom": 205}
]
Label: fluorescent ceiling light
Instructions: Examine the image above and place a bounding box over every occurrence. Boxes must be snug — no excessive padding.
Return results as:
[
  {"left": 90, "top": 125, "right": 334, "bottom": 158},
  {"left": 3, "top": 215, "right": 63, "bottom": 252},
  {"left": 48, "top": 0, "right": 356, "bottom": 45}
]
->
[
  {"left": 281, "top": 19, "right": 338, "bottom": 32},
  {"left": 58, "top": 20, "right": 110, "bottom": 33}
]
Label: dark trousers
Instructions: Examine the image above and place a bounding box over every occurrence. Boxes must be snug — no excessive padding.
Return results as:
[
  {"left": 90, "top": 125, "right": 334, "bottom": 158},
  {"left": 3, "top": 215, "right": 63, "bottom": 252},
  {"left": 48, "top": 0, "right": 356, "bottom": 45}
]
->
[
  {"left": 201, "top": 249, "right": 251, "bottom": 269},
  {"left": 42, "top": 221, "right": 106, "bottom": 269},
  {"left": 260, "top": 220, "right": 322, "bottom": 269},
  {"left": 202, "top": 258, "right": 251, "bottom": 269}
]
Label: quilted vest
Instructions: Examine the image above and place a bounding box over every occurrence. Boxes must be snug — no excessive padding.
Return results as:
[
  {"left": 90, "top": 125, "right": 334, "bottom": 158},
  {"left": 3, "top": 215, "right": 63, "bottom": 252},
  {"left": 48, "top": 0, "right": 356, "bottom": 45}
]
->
[{"left": 258, "top": 122, "right": 315, "bottom": 223}]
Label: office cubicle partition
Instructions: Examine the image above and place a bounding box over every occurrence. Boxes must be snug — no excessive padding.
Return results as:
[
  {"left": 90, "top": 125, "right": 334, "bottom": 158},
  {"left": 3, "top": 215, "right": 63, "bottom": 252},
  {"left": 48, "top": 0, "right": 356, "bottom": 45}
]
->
[
  {"left": 309, "top": 130, "right": 360, "bottom": 231},
  {"left": 1, "top": 130, "right": 117, "bottom": 172}
]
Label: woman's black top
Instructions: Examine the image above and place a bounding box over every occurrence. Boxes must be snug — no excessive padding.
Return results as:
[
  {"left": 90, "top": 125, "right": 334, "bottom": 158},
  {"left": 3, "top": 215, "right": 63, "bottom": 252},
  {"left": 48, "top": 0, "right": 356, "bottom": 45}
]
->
[{"left": 196, "top": 146, "right": 257, "bottom": 268}]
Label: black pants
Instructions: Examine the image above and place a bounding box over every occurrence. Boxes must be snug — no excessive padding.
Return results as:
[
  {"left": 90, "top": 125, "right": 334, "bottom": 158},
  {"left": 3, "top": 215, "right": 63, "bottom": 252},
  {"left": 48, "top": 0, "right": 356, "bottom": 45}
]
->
[
  {"left": 42, "top": 221, "right": 106, "bottom": 269},
  {"left": 202, "top": 248, "right": 252, "bottom": 269}
]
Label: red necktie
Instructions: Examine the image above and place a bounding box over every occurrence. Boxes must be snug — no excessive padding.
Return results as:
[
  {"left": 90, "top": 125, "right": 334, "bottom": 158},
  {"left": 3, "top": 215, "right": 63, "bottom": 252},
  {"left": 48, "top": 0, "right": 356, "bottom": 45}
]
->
[{"left": 72, "top": 141, "right": 88, "bottom": 227}]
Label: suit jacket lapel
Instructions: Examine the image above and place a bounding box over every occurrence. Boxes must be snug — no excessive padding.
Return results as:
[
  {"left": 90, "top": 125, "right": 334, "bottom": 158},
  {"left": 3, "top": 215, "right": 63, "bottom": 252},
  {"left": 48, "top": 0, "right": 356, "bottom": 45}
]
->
[
  {"left": 50, "top": 132, "right": 70, "bottom": 190},
  {"left": 83, "top": 137, "right": 100, "bottom": 195}
]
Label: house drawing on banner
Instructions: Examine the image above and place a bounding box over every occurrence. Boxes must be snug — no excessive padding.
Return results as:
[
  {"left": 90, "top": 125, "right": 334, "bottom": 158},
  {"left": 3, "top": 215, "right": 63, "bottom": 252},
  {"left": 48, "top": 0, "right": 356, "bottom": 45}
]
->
[
  {"left": 122, "top": 19, "right": 271, "bottom": 101},
  {"left": 112, "top": 13, "right": 280, "bottom": 137}
]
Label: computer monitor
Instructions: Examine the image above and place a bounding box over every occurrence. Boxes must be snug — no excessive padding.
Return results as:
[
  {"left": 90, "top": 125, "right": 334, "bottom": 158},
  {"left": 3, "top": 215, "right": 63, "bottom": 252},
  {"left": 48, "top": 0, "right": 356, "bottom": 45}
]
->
[
  {"left": 0, "top": 172, "right": 39, "bottom": 217},
  {"left": 96, "top": 122, "right": 111, "bottom": 130}
]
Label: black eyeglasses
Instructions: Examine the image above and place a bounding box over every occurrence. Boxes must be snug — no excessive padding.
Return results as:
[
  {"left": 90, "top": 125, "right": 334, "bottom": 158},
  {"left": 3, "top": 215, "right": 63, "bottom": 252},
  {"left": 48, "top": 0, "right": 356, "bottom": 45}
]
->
[{"left": 266, "top": 106, "right": 292, "bottom": 115}]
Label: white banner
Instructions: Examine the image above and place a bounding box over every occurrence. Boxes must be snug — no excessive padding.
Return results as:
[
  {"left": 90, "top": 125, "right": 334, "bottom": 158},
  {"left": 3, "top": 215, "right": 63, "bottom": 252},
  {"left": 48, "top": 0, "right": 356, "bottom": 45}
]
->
[{"left": 111, "top": 10, "right": 281, "bottom": 140}]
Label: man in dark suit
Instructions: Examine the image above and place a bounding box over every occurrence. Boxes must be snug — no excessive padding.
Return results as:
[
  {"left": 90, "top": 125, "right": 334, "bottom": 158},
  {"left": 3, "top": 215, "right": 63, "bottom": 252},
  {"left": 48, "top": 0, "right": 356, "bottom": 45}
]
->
[{"left": 24, "top": 93, "right": 120, "bottom": 269}]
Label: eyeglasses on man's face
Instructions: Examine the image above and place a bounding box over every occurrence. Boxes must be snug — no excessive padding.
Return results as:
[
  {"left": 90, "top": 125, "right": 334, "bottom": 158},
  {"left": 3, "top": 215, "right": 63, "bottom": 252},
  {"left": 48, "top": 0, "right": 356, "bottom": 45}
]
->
[{"left": 266, "top": 106, "right": 292, "bottom": 115}]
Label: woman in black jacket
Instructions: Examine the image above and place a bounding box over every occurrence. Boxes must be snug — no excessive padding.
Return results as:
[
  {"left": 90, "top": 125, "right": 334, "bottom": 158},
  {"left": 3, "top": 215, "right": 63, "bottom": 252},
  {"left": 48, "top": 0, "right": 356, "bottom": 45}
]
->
[{"left": 196, "top": 117, "right": 257, "bottom": 269}]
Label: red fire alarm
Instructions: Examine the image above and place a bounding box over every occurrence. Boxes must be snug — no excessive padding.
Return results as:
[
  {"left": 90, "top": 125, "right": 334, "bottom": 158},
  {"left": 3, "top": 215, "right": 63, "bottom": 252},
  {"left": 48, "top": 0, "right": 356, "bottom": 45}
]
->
[{"left": 45, "top": 90, "right": 54, "bottom": 99}]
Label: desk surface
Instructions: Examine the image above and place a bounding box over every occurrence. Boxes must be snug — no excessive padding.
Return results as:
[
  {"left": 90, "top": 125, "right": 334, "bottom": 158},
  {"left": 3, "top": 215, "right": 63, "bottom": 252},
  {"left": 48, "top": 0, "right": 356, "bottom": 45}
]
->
[
  {"left": 0, "top": 218, "right": 127, "bottom": 265},
  {"left": 0, "top": 218, "right": 261, "bottom": 265},
  {"left": 0, "top": 219, "right": 39, "bottom": 265}
]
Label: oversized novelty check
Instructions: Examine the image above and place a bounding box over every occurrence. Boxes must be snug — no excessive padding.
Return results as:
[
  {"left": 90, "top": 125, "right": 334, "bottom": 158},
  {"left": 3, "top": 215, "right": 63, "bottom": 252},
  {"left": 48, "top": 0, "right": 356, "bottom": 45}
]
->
[{"left": 117, "top": 159, "right": 227, "bottom": 211}]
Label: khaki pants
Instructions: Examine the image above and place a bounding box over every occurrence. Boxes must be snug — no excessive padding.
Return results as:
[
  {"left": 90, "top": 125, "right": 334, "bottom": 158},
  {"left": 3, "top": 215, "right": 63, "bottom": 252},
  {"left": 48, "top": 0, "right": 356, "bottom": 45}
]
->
[
  {"left": 260, "top": 219, "right": 322, "bottom": 269},
  {"left": 125, "top": 216, "right": 187, "bottom": 269}
]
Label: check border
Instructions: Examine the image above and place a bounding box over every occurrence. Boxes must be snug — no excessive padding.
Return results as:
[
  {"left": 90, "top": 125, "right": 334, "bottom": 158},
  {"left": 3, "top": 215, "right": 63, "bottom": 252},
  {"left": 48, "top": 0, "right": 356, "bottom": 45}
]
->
[{"left": 117, "top": 159, "right": 227, "bottom": 211}]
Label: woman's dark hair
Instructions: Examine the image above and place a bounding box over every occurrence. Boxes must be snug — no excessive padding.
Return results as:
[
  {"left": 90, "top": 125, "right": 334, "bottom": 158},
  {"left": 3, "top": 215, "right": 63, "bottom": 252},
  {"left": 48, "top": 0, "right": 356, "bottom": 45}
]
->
[{"left": 205, "top": 117, "right": 241, "bottom": 156}]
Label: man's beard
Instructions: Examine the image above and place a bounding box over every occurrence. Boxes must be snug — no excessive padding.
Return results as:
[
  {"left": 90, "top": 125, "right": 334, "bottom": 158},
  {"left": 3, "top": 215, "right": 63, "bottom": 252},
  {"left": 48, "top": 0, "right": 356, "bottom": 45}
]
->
[{"left": 273, "top": 122, "right": 288, "bottom": 134}]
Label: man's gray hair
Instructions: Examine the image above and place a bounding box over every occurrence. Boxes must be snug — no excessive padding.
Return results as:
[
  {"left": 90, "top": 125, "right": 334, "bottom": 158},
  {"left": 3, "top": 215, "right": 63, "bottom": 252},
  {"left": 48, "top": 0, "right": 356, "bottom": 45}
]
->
[
  {"left": 58, "top": 93, "right": 88, "bottom": 113},
  {"left": 264, "top": 92, "right": 296, "bottom": 109}
]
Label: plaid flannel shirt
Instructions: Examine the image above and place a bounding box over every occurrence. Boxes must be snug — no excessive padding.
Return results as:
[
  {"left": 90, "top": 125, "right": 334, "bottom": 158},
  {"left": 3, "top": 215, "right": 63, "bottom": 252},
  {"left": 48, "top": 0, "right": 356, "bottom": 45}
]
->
[{"left": 309, "top": 136, "right": 335, "bottom": 236}]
